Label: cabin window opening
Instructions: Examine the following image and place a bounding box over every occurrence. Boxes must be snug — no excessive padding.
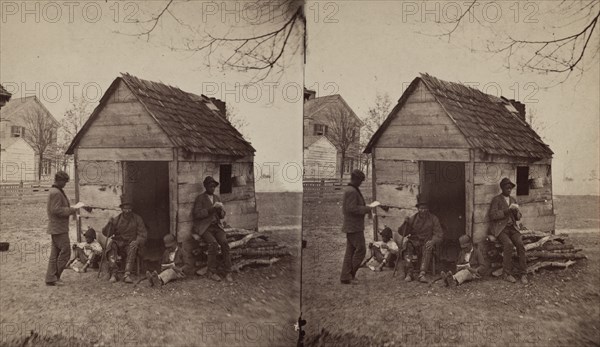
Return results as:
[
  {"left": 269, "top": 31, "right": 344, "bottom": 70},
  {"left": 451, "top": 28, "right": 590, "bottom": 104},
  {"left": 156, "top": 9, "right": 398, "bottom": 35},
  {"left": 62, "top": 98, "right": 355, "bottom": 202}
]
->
[
  {"left": 11, "top": 126, "right": 25, "bottom": 137},
  {"left": 516, "top": 166, "right": 529, "bottom": 196},
  {"left": 219, "top": 164, "right": 233, "bottom": 194},
  {"left": 313, "top": 124, "right": 328, "bottom": 136}
]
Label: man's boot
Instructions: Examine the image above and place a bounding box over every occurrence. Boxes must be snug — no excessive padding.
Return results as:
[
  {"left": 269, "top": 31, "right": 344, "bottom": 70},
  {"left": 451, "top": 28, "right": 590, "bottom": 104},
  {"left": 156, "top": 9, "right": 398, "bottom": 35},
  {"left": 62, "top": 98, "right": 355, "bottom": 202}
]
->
[
  {"left": 123, "top": 272, "right": 133, "bottom": 284},
  {"left": 418, "top": 271, "right": 428, "bottom": 283},
  {"left": 109, "top": 274, "right": 117, "bottom": 283}
]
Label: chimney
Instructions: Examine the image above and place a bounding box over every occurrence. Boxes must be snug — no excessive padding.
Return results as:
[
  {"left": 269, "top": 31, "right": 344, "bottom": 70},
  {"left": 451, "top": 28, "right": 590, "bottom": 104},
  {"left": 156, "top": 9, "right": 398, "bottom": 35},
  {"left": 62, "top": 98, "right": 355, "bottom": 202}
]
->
[
  {"left": 304, "top": 88, "right": 316, "bottom": 102},
  {"left": 509, "top": 99, "right": 526, "bottom": 122},
  {"left": 209, "top": 97, "right": 227, "bottom": 117}
]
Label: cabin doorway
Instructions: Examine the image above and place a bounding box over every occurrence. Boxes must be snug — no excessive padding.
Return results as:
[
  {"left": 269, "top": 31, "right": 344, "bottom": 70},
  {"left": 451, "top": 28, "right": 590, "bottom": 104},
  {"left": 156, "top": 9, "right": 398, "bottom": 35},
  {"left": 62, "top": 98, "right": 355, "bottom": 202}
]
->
[
  {"left": 122, "top": 161, "right": 170, "bottom": 269},
  {"left": 420, "top": 161, "right": 465, "bottom": 266}
]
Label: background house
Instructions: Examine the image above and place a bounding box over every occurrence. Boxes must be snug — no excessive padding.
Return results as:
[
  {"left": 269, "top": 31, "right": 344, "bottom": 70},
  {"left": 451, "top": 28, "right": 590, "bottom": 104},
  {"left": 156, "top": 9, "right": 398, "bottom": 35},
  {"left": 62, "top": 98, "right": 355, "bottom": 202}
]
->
[
  {"left": 0, "top": 85, "right": 11, "bottom": 108},
  {"left": 0, "top": 96, "right": 61, "bottom": 182},
  {"left": 303, "top": 135, "right": 337, "bottom": 180},
  {"left": 303, "top": 90, "right": 363, "bottom": 180},
  {"left": 365, "top": 74, "right": 554, "bottom": 256},
  {"left": 66, "top": 73, "right": 258, "bottom": 252}
]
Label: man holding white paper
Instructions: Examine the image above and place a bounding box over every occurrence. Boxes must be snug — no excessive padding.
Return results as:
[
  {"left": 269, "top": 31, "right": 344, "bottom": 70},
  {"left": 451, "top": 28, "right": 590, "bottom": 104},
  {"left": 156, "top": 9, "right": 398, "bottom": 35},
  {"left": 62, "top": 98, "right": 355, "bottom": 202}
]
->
[
  {"left": 340, "top": 169, "right": 378, "bottom": 284},
  {"left": 45, "top": 171, "right": 86, "bottom": 286}
]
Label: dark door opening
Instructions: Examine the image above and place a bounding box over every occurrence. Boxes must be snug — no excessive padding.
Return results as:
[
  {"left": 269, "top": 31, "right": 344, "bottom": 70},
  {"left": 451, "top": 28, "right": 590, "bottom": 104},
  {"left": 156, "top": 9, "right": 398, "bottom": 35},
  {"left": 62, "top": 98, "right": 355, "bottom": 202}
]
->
[
  {"left": 420, "top": 161, "right": 466, "bottom": 264},
  {"left": 122, "top": 161, "right": 170, "bottom": 267}
]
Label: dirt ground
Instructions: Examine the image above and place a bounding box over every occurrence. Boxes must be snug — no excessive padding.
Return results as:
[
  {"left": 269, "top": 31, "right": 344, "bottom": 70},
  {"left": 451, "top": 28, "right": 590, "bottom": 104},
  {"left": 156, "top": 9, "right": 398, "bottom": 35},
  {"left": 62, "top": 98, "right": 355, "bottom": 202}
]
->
[
  {"left": 302, "top": 195, "right": 600, "bottom": 346},
  {"left": 0, "top": 192, "right": 301, "bottom": 347}
]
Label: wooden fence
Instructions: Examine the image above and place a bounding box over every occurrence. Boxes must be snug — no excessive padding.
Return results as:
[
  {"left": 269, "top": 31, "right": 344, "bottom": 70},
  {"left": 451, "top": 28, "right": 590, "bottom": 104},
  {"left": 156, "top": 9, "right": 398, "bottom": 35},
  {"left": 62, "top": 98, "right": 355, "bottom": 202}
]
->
[{"left": 0, "top": 182, "right": 75, "bottom": 205}]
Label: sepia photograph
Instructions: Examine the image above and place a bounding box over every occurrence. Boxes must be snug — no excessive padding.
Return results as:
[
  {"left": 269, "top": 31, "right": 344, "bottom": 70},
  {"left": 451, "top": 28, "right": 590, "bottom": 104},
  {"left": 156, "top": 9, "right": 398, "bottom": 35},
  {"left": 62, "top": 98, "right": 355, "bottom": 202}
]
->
[
  {"left": 301, "top": 1, "right": 599, "bottom": 346},
  {"left": 1, "top": 1, "right": 303, "bottom": 346},
  {"left": 1, "top": 0, "right": 599, "bottom": 346}
]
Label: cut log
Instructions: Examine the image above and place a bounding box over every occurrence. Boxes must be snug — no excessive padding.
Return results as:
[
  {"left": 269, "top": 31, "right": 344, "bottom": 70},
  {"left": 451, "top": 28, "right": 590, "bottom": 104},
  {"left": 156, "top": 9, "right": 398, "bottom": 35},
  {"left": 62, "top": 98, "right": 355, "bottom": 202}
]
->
[
  {"left": 230, "top": 248, "right": 290, "bottom": 257},
  {"left": 232, "top": 257, "right": 280, "bottom": 272},
  {"left": 524, "top": 236, "right": 550, "bottom": 251},
  {"left": 527, "top": 260, "right": 577, "bottom": 273},
  {"left": 546, "top": 248, "right": 582, "bottom": 254},
  {"left": 526, "top": 251, "right": 587, "bottom": 260},
  {"left": 542, "top": 243, "right": 574, "bottom": 251},
  {"left": 246, "top": 241, "right": 280, "bottom": 248},
  {"left": 229, "top": 233, "right": 262, "bottom": 249}
]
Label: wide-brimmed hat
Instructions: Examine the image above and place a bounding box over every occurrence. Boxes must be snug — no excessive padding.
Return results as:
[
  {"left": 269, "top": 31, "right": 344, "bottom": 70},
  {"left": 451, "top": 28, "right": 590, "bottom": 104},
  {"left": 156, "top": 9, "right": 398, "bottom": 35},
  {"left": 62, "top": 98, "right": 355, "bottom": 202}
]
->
[
  {"left": 415, "top": 195, "right": 428, "bottom": 208},
  {"left": 500, "top": 177, "right": 516, "bottom": 189},
  {"left": 350, "top": 169, "right": 366, "bottom": 181},
  {"left": 203, "top": 176, "right": 219, "bottom": 187},
  {"left": 459, "top": 234, "right": 472, "bottom": 249},
  {"left": 54, "top": 171, "right": 70, "bottom": 182},
  {"left": 119, "top": 195, "right": 133, "bottom": 208},
  {"left": 163, "top": 234, "right": 176, "bottom": 248}
]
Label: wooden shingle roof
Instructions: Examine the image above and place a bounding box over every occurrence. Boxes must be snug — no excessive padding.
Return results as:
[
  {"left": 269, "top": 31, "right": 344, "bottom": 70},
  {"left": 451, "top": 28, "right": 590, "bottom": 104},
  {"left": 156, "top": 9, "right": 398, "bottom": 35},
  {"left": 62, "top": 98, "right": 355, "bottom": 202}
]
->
[
  {"left": 0, "top": 84, "right": 11, "bottom": 99},
  {"left": 67, "top": 73, "right": 254, "bottom": 156},
  {"left": 365, "top": 74, "right": 553, "bottom": 159}
]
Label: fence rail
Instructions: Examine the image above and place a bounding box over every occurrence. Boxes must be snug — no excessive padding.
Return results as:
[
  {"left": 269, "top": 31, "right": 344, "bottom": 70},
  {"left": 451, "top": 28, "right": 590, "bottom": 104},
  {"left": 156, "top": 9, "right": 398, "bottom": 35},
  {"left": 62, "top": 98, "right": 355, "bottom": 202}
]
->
[{"left": 0, "top": 182, "right": 75, "bottom": 204}]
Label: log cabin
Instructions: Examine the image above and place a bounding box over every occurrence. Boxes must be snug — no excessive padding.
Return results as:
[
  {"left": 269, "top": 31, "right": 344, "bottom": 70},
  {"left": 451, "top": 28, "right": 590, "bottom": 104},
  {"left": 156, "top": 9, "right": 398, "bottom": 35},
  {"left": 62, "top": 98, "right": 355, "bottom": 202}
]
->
[
  {"left": 364, "top": 74, "right": 554, "bottom": 257},
  {"left": 66, "top": 73, "right": 257, "bottom": 258}
]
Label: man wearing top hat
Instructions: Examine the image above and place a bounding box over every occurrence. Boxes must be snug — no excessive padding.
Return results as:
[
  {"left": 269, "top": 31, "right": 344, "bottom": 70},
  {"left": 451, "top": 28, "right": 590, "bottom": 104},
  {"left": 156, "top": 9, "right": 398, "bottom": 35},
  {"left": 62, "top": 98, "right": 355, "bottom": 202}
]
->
[
  {"left": 192, "top": 176, "right": 232, "bottom": 282},
  {"left": 101, "top": 195, "right": 148, "bottom": 283},
  {"left": 489, "top": 177, "right": 527, "bottom": 284},
  {"left": 340, "top": 169, "right": 378, "bottom": 284},
  {"left": 402, "top": 196, "right": 443, "bottom": 283},
  {"left": 45, "top": 171, "right": 86, "bottom": 286}
]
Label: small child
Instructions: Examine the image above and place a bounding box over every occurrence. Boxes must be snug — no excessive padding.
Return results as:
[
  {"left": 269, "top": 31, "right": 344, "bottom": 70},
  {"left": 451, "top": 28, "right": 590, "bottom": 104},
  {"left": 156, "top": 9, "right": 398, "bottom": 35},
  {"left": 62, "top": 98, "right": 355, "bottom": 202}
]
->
[
  {"left": 69, "top": 228, "right": 103, "bottom": 273},
  {"left": 367, "top": 227, "right": 399, "bottom": 271},
  {"left": 147, "top": 234, "right": 185, "bottom": 287}
]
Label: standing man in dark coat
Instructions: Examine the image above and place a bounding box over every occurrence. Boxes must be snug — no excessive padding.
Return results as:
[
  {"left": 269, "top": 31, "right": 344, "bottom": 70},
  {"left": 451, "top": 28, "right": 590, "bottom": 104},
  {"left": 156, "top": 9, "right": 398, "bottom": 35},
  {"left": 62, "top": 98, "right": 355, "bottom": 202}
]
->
[
  {"left": 102, "top": 195, "right": 147, "bottom": 283},
  {"left": 45, "top": 171, "right": 85, "bottom": 286},
  {"left": 340, "top": 169, "right": 376, "bottom": 284},
  {"left": 192, "top": 176, "right": 231, "bottom": 282},
  {"left": 489, "top": 177, "right": 527, "bottom": 284}
]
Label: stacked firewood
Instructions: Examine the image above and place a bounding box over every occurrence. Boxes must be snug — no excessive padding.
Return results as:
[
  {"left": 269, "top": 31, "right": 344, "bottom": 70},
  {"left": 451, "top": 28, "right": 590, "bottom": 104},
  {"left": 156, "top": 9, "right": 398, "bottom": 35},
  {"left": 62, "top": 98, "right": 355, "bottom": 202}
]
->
[
  {"left": 192, "top": 228, "right": 290, "bottom": 273},
  {"left": 489, "top": 229, "right": 587, "bottom": 276}
]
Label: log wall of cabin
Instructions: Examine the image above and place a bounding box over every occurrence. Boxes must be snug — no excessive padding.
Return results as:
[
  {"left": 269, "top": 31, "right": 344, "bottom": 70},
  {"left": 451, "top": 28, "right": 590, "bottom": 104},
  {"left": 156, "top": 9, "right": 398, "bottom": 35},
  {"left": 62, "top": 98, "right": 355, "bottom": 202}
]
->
[
  {"left": 372, "top": 151, "right": 420, "bottom": 233},
  {"left": 77, "top": 81, "right": 172, "bottom": 149},
  {"left": 76, "top": 156, "right": 123, "bottom": 247},
  {"left": 372, "top": 80, "right": 471, "bottom": 235},
  {"left": 175, "top": 153, "right": 258, "bottom": 242},
  {"left": 303, "top": 139, "right": 337, "bottom": 180},
  {"left": 471, "top": 153, "right": 554, "bottom": 243},
  {"left": 375, "top": 81, "right": 471, "bottom": 149}
]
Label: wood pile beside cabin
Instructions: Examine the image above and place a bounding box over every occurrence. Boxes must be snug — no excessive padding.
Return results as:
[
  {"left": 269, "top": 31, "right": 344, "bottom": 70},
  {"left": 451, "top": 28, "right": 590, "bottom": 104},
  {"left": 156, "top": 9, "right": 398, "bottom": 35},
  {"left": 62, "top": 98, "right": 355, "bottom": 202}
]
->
[
  {"left": 193, "top": 228, "right": 290, "bottom": 273},
  {"left": 488, "top": 229, "right": 587, "bottom": 276}
]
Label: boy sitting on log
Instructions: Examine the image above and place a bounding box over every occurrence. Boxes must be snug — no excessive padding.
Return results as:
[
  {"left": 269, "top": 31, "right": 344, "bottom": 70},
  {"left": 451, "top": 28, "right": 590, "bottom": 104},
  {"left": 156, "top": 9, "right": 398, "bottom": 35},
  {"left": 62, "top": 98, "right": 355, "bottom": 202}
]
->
[
  {"left": 440, "top": 235, "right": 489, "bottom": 287},
  {"left": 147, "top": 234, "right": 185, "bottom": 287},
  {"left": 67, "top": 228, "right": 102, "bottom": 273},
  {"left": 366, "top": 227, "right": 399, "bottom": 271}
]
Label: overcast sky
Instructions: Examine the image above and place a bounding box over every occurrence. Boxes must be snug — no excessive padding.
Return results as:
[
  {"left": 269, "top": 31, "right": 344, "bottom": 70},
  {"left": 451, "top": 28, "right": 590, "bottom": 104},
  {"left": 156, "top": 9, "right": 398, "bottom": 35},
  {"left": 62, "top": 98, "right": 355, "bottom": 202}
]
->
[
  {"left": 0, "top": 0, "right": 303, "bottom": 192},
  {"left": 306, "top": 0, "right": 599, "bottom": 195},
  {"left": 2, "top": 1, "right": 598, "bottom": 195}
]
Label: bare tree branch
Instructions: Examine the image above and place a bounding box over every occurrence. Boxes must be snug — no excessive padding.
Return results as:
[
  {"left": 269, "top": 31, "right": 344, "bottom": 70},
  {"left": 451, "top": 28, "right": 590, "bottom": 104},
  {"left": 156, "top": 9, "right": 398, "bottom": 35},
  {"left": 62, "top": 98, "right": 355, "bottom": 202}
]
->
[
  {"left": 430, "top": 0, "right": 599, "bottom": 80},
  {"left": 121, "top": 0, "right": 305, "bottom": 82},
  {"left": 23, "top": 107, "right": 58, "bottom": 180},
  {"left": 326, "top": 107, "right": 361, "bottom": 180}
]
